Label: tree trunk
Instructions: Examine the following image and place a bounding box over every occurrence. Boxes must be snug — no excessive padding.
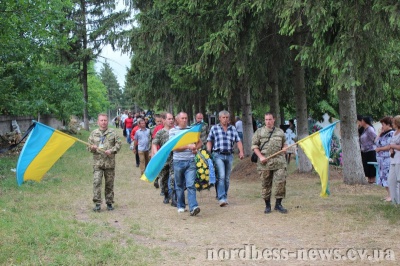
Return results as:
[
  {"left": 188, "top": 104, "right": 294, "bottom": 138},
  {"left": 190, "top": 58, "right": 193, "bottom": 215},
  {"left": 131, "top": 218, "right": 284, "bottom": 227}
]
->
[
  {"left": 227, "top": 88, "right": 235, "bottom": 125},
  {"left": 82, "top": 57, "right": 89, "bottom": 131},
  {"left": 168, "top": 95, "right": 174, "bottom": 114},
  {"left": 292, "top": 34, "right": 312, "bottom": 172},
  {"left": 338, "top": 87, "right": 366, "bottom": 184},
  {"left": 242, "top": 85, "right": 253, "bottom": 156},
  {"left": 194, "top": 88, "right": 200, "bottom": 115},
  {"left": 199, "top": 92, "right": 206, "bottom": 114},
  {"left": 280, "top": 106, "right": 285, "bottom": 126},
  {"left": 81, "top": 1, "right": 89, "bottom": 131},
  {"left": 268, "top": 62, "right": 281, "bottom": 125}
]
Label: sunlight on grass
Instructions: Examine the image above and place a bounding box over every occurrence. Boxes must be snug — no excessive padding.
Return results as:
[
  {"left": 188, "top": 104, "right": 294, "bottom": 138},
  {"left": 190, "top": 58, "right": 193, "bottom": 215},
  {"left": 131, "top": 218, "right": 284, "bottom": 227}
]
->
[{"left": 0, "top": 129, "right": 160, "bottom": 265}]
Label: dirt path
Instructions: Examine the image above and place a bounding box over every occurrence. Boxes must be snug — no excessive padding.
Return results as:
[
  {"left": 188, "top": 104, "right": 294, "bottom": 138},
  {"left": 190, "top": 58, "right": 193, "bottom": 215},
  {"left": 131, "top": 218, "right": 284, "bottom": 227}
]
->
[{"left": 76, "top": 130, "right": 400, "bottom": 265}]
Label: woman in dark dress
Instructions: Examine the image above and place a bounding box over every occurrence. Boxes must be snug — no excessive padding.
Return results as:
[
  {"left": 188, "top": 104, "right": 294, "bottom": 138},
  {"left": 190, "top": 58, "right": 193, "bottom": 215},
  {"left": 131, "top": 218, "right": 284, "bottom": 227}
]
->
[{"left": 360, "top": 116, "right": 377, "bottom": 184}]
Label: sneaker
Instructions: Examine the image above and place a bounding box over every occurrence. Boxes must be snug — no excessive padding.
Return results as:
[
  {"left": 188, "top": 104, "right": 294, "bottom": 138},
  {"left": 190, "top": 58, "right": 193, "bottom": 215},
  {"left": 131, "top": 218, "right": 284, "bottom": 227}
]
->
[
  {"left": 219, "top": 200, "right": 227, "bottom": 207},
  {"left": 190, "top": 206, "right": 200, "bottom": 216},
  {"left": 93, "top": 204, "right": 101, "bottom": 212},
  {"left": 177, "top": 208, "right": 185, "bottom": 213},
  {"left": 106, "top": 204, "right": 114, "bottom": 211},
  {"left": 154, "top": 181, "right": 159, "bottom": 189}
]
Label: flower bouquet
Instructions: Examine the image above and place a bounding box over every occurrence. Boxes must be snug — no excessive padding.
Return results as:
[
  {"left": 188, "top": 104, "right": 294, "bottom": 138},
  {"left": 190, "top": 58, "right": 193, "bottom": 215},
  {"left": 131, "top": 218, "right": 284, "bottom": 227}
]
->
[{"left": 194, "top": 149, "right": 214, "bottom": 191}]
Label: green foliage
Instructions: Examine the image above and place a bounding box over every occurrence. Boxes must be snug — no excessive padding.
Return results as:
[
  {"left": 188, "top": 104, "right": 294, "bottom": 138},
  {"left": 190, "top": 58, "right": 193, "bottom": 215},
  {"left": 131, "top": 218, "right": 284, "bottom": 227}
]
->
[
  {"left": 0, "top": 131, "right": 160, "bottom": 265},
  {"left": 99, "top": 61, "right": 123, "bottom": 110},
  {"left": 0, "top": 0, "right": 79, "bottom": 118},
  {"left": 88, "top": 63, "right": 110, "bottom": 117}
]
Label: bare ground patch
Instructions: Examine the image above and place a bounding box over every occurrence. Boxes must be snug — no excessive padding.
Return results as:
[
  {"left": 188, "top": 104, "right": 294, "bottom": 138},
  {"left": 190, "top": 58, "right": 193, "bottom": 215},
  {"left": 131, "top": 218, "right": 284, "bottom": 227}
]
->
[{"left": 73, "top": 134, "right": 400, "bottom": 266}]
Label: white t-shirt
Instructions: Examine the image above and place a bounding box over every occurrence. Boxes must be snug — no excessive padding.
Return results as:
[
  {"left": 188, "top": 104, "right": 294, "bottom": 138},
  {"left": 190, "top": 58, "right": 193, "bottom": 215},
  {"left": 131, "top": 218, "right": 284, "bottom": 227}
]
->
[{"left": 120, "top": 114, "right": 128, "bottom": 123}]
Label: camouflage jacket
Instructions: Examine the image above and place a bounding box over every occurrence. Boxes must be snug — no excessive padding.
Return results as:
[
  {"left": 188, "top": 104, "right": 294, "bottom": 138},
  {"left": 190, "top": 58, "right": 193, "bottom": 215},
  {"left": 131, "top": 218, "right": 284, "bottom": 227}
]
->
[
  {"left": 152, "top": 128, "right": 172, "bottom": 164},
  {"left": 251, "top": 126, "right": 286, "bottom": 170},
  {"left": 152, "top": 128, "right": 169, "bottom": 147},
  {"left": 88, "top": 128, "right": 121, "bottom": 168}
]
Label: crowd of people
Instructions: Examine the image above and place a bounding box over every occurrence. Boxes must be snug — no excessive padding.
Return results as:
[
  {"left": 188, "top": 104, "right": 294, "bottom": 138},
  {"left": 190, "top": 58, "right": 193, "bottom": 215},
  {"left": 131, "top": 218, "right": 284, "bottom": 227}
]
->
[
  {"left": 88, "top": 110, "right": 292, "bottom": 216},
  {"left": 87, "top": 110, "right": 400, "bottom": 216},
  {"left": 358, "top": 115, "right": 400, "bottom": 204}
]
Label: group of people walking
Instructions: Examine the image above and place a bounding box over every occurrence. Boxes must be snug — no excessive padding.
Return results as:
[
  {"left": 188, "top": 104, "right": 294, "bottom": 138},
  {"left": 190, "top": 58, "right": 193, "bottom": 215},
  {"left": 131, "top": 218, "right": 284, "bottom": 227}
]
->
[
  {"left": 358, "top": 115, "right": 400, "bottom": 204},
  {"left": 87, "top": 110, "right": 290, "bottom": 215}
]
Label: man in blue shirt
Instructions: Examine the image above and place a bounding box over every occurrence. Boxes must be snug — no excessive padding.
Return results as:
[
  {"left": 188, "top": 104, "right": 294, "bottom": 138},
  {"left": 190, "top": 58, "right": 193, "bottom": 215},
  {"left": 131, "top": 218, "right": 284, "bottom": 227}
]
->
[
  {"left": 207, "top": 110, "right": 244, "bottom": 207},
  {"left": 133, "top": 119, "right": 151, "bottom": 175}
]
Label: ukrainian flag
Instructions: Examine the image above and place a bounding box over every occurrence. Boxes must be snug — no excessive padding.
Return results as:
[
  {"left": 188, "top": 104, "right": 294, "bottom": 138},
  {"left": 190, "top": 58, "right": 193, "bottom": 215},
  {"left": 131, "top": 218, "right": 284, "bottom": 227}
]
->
[
  {"left": 141, "top": 124, "right": 202, "bottom": 183},
  {"left": 16, "top": 121, "right": 78, "bottom": 186},
  {"left": 297, "top": 121, "right": 339, "bottom": 197}
]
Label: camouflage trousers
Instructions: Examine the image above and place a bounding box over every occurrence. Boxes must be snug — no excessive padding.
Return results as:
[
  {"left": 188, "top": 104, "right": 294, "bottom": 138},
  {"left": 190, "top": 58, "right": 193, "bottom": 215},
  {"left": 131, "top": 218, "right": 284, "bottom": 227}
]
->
[
  {"left": 158, "top": 163, "right": 170, "bottom": 195},
  {"left": 93, "top": 166, "right": 115, "bottom": 204},
  {"left": 169, "top": 158, "right": 175, "bottom": 190},
  {"left": 258, "top": 168, "right": 286, "bottom": 200}
]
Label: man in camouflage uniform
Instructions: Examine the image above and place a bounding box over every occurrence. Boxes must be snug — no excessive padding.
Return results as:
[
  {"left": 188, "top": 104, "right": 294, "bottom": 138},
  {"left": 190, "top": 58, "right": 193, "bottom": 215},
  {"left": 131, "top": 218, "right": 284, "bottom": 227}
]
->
[
  {"left": 88, "top": 113, "right": 121, "bottom": 212},
  {"left": 151, "top": 113, "right": 164, "bottom": 190},
  {"left": 152, "top": 113, "right": 175, "bottom": 204},
  {"left": 192, "top": 113, "right": 209, "bottom": 150},
  {"left": 252, "top": 112, "right": 288, "bottom": 214}
]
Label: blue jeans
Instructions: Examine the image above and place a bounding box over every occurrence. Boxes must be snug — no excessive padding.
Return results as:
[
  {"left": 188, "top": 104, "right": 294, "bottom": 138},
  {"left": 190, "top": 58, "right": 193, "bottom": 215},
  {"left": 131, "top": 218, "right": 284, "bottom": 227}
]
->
[
  {"left": 213, "top": 153, "right": 233, "bottom": 202},
  {"left": 126, "top": 128, "right": 132, "bottom": 144},
  {"left": 174, "top": 160, "right": 198, "bottom": 211}
]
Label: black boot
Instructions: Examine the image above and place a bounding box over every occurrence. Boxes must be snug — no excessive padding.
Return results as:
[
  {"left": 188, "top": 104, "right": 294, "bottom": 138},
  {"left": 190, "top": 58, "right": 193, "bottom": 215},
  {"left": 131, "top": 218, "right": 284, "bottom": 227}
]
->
[
  {"left": 154, "top": 178, "right": 159, "bottom": 189},
  {"left": 171, "top": 190, "right": 177, "bottom": 207},
  {"left": 274, "top": 198, "right": 288, "bottom": 214},
  {"left": 264, "top": 199, "right": 271, "bottom": 214},
  {"left": 163, "top": 191, "right": 169, "bottom": 204}
]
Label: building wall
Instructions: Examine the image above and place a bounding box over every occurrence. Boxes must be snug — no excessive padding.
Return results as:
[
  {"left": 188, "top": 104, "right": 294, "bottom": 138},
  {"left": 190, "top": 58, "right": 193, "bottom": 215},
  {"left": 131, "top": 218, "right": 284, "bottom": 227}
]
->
[{"left": 0, "top": 115, "right": 64, "bottom": 135}]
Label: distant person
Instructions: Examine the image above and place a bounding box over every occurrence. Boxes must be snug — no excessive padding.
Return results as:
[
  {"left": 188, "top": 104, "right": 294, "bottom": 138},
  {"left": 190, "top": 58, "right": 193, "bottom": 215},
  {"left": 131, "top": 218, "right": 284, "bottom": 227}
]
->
[
  {"left": 357, "top": 114, "right": 364, "bottom": 136},
  {"left": 252, "top": 115, "right": 258, "bottom": 132},
  {"left": 388, "top": 115, "right": 400, "bottom": 204},
  {"left": 151, "top": 113, "right": 165, "bottom": 190},
  {"left": 124, "top": 113, "right": 134, "bottom": 144},
  {"left": 235, "top": 116, "right": 243, "bottom": 142},
  {"left": 133, "top": 119, "right": 151, "bottom": 175},
  {"left": 285, "top": 119, "right": 297, "bottom": 164},
  {"left": 192, "top": 113, "right": 209, "bottom": 150},
  {"left": 130, "top": 122, "right": 141, "bottom": 167},
  {"left": 360, "top": 116, "right": 377, "bottom": 184},
  {"left": 114, "top": 116, "right": 120, "bottom": 128},
  {"left": 120, "top": 110, "right": 128, "bottom": 129},
  {"left": 152, "top": 113, "right": 175, "bottom": 204},
  {"left": 375, "top": 116, "right": 394, "bottom": 201},
  {"left": 88, "top": 113, "right": 121, "bottom": 212},
  {"left": 252, "top": 113, "right": 288, "bottom": 214}
]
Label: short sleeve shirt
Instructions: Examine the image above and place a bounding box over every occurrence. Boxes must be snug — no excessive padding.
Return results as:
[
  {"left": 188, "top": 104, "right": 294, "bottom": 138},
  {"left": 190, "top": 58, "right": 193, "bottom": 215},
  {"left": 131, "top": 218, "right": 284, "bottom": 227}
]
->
[
  {"left": 207, "top": 124, "right": 241, "bottom": 152},
  {"left": 170, "top": 126, "right": 195, "bottom": 161},
  {"left": 134, "top": 128, "right": 151, "bottom": 151}
]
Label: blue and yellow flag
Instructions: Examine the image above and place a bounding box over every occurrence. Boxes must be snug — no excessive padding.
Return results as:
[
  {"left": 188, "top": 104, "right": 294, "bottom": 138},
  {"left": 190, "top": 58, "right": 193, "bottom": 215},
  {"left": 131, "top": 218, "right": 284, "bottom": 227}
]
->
[
  {"left": 16, "top": 121, "right": 78, "bottom": 186},
  {"left": 297, "top": 121, "right": 340, "bottom": 197},
  {"left": 141, "top": 124, "right": 202, "bottom": 183}
]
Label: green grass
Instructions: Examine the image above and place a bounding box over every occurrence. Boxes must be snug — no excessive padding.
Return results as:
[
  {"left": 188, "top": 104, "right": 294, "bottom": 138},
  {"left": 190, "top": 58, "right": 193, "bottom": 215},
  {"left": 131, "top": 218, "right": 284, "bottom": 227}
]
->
[
  {"left": 0, "top": 129, "right": 159, "bottom": 265},
  {"left": 2, "top": 129, "right": 400, "bottom": 264}
]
